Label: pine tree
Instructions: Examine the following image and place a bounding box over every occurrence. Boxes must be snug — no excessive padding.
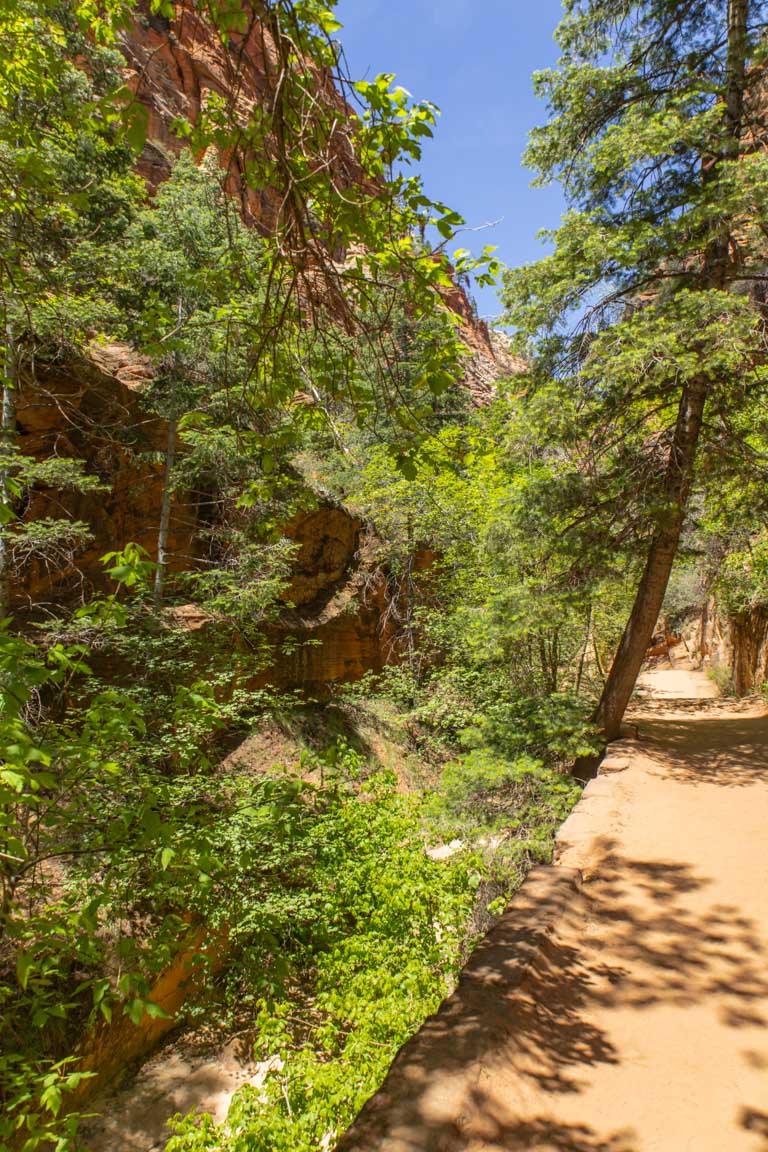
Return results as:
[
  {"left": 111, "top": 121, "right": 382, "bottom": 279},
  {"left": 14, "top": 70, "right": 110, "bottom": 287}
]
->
[{"left": 504, "top": 0, "right": 768, "bottom": 738}]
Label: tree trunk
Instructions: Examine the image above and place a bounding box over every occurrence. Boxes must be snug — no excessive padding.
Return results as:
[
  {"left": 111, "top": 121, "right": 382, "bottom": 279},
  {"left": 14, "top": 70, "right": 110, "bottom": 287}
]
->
[
  {"left": 0, "top": 316, "right": 17, "bottom": 619},
  {"left": 154, "top": 297, "right": 184, "bottom": 611},
  {"left": 594, "top": 378, "right": 708, "bottom": 738},
  {"left": 0, "top": 95, "right": 22, "bottom": 621},
  {"left": 698, "top": 599, "right": 709, "bottom": 665},
  {"left": 729, "top": 607, "right": 768, "bottom": 696},
  {"left": 575, "top": 603, "right": 592, "bottom": 695},
  {"left": 153, "top": 416, "right": 176, "bottom": 610},
  {"left": 593, "top": 0, "right": 749, "bottom": 741}
]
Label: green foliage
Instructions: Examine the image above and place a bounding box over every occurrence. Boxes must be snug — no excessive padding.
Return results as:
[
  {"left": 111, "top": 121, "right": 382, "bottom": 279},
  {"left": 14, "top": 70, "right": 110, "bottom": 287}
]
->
[
  {"left": 101, "top": 542, "right": 157, "bottom": 590},
  {"left": 716, "top": 534, "right": 768, "bottom": 616},
  {"left": 706, "top": 664, "right": 734, "bottom": 696},
  {"left": 431, "top": 747, "right": 579, "bottom": 836},
  {"left": 155, "top": 747, "right": 479, "bottom": 1152},
  {"left": 0, "top": 561, "right": 291, "bottom": 1149},
  {"left": 0, "top": 628, "right": 116, "bottom": 1150},
  {"left": 156, "top": 733, "right": 578, "bottom": 1152},
  {"left": 170, "top": 0, "right": 499, "bottom": 401},
  {"left": 463, "top": 690, "right": 600, "bottom": 767},
  {"left": 315, "top": 386, "right": 632, "bottom": 734},
  {"left": 0, "top": 0, "right": 140, "bottom": 340},
  {"left": 508, "top": 1, "right": 768, "bottom": 336},
  {"left": 0, "top": 446, "right": 107, "bottom": 595}
]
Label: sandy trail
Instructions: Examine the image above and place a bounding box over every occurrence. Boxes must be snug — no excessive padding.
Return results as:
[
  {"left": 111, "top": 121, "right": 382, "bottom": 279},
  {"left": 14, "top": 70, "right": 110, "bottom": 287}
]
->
[{"left": 338, "top": 666, "right": 768, "bottom": 1152}]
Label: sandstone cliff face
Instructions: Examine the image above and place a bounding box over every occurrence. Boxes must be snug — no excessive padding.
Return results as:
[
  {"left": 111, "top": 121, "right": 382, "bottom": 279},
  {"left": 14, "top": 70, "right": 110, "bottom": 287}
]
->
[
  {"left": 13, "top": 347, "right": 409, "bottom": 694},
  {"left": 119, "top": 1, "right": 517, "bottom": 397},
  {"left": 120, "top": 2, "right": 279, "bottom": 221},
  {"left": 14, "top": 346, "right": 194, "bottom": 608},
  {"left": 693, "top": 603, "right": 768, "bottom": 696},
  {"left": 267, "top": 509, "right": 398, "bottom": 696}
]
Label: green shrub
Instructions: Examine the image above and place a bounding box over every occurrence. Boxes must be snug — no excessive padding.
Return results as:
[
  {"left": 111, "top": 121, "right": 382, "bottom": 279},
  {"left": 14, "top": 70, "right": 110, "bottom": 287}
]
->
[
  {"left": 164, "top": 747, "right": 478, "bottom": 1152},
  {"left": 429, "top": 747, "right": 579, "bottom": 837},
  {"left": 706, "top": 664, "right": 734, "bottom": 695}
]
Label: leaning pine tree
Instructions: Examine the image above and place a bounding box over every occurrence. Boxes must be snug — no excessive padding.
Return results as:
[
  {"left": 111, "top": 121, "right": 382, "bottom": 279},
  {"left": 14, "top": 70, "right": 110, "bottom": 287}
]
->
[{"left": 505, "top": 0, "right": 768, "bottom": 739}]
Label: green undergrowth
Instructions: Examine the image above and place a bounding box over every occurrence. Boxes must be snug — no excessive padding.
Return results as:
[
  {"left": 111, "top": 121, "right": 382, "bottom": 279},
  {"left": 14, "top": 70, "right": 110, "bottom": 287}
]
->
[
  {"left": 160, "top": 725, "right": 579, "bottom": 1152},
  {"left": 0, "top": 603, "right": 582, "bottom": 1152},
  {"left": 706, "top": 664, "right": 735, "bottom": 696}
]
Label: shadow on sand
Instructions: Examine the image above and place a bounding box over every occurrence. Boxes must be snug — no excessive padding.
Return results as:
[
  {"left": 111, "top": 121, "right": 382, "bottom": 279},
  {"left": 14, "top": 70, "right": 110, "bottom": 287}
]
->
[
  {"left": 336, "top": 839, "right": 768, "bottom": 1152},
  {"left": 631, "top": 708, "right": 768, "bottom": 788}
]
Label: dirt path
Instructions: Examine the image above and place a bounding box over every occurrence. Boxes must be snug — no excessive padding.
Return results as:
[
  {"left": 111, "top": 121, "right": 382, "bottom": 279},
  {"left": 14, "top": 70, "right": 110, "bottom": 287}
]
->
[{"left": 338, "top": 666, "right": 768, "bottom": 1152}]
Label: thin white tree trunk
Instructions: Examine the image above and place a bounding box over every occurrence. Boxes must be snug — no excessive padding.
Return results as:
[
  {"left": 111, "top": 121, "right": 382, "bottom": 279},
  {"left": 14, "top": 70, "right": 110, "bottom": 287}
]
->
[
  {"left": 0, "top": 315, "right": 17, "bottom": 619},
  {"left": 154, "top": 298, "right": 184, "bottom": 610},
  {"left": 153, "top": 415, "right": 176, "bottom": 610}
]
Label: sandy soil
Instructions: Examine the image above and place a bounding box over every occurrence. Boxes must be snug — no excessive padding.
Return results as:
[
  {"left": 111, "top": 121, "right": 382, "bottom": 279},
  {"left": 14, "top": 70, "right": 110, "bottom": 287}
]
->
[
  {"left": 77, "top": 1036, "right": 276, "bottom": 1151},
  {"left": 337, "top": 665, "right": 768, "bottom": 1152}
]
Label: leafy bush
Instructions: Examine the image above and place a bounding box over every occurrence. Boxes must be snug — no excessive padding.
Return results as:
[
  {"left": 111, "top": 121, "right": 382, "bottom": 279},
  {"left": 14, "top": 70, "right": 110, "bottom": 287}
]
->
[
  {"left": 716, "top": 535, "right": 768, "bottom": 615},
  {"left": 161, "top": 739, "right": 578, "bottom": 1152},
  {"left": 706, "top": 664, "right": 734, "bottom": 696},
  {"left": 164, "top": 747, "right": 478, "bottom": 1152},
  {"left": 462, "top": 690, "right": 600, "bottom": 770},
  {"left": 344, "top": 666, "right": 599, "bottom": 773},
  {"left": 431, "top": 748, "right": 579, "bottom": 834}
]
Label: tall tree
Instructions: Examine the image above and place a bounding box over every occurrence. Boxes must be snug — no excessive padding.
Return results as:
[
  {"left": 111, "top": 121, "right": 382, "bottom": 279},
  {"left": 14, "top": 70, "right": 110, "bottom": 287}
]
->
[
  {"left": 0, "top": 0, "right": 141, "bottom": 613},
  {"left": 504, "top": 0, "right": 768, "bottom": 739}
]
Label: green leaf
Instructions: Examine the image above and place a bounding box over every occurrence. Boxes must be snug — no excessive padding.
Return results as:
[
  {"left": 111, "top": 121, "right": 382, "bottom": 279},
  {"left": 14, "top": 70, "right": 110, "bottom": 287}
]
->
[
  {"left": 395, "top": 454, "right": 417, "bottom": 481},
  {"left": 16, "top": 951, "right": 34, "bottom": 990},
  {"left": 143, "top": 1001, "right": 170, "bottom": 1019},
  {"left": 39, "top": 1085, "right": 63, "bottom": 1116},
  {"left": 124, "top": 103, "right": 149, "bottom": 154},
  {"left": 126, "top": 999, "right": 146, "bottom": 1026},
  {"left": 318, "top": 9, "right": 342, "bottom": 33}
]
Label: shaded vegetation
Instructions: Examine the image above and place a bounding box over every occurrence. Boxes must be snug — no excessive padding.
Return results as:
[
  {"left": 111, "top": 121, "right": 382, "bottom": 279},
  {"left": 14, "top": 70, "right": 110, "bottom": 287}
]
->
[{"left": 3, "top": 0, "right": 768, "bottom": 1150}]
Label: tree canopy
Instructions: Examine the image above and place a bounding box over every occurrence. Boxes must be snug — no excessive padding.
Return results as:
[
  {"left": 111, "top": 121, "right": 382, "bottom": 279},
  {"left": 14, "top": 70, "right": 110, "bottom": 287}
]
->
[
  {"left": 4, "top": 1, "right": 768, "bottom": 1149},
  {"left": 504, "top": 0, "right": 768, "bottom": 736}
]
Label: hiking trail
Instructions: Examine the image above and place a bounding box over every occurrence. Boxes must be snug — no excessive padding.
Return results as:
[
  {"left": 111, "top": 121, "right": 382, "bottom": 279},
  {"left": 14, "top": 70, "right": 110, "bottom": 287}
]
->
[{"left": 337, "top": 664, "right": 768, "bottom": 1152}]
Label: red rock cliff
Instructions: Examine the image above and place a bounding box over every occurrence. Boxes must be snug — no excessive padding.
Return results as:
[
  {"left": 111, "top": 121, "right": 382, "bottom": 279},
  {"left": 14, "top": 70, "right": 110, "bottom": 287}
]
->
[
  {"left": 118, "top": 0, "right": 519, "bottom": 395},
  {"left": 13, "top": 3, "right": 518, "bottom": 691}
]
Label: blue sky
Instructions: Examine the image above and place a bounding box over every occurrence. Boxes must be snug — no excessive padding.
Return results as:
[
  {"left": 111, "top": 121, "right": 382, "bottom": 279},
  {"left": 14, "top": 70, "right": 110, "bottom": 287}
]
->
[{"left": 336, "top": 0, "right": 567, "bottom": 319}]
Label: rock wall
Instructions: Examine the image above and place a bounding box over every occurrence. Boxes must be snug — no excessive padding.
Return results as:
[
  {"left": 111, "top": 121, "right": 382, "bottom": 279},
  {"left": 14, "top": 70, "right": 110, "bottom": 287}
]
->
[
  {"left": 268, "top": 508, "right": 394, "bottom": 694},
  {"left": 120, "top": 0, "right": 291, "bottom": 222},
  {"left": 13, "top": 345, "right": 194, "bottom": 609},
  {"left": 118, "top": 0, "right": 517, "bottom": 397},
  {"left": 13, "top": 346, "right": 420, "bottom": 694},
  {"left": 692, "top": 602, "right": 768, "bottom": 695}
]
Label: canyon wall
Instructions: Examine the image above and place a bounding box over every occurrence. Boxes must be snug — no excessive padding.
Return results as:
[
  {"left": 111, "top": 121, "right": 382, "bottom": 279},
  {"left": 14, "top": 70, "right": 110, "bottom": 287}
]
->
[
  {"left": 693, "top": 603, "right": 768, "bottom": 696},
  {"left": 118, "top": 0, "right": 516, "bottom": 388},
  {"left": 14, "top": 345, "right": 193, "bottom": 609},
  {"left": 14, "top": 345, "right": 426, "bottom": 695},
  {"left": 13, "top": 1, "right": 517, "bottom": 690}
]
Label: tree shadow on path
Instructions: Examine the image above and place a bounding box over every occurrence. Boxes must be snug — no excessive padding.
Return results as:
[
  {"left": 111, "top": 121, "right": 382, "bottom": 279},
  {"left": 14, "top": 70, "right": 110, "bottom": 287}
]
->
[
  {"left": 336, "top": 842, "right": 768, "bottom": 1152},
  {"left": 629, "top": 710, "right": 768, "bottom": 788},
  {"left": 741, "top": 1107, "right": 768, "bottom": 1151}
]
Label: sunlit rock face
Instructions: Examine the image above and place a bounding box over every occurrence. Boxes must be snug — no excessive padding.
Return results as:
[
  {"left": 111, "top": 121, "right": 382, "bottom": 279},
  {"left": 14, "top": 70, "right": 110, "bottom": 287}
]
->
[
  {"left": 118, "top": 0, "right": 521, "bottom": 398},
  {"left": 119, "top": 0, "right": 357, "bottom": 224},
  {"left": 14, "top": 3, "right": 519, "bottom": 686},
  {"left": 120, "top": 1, "right": 274, "bottom": 218},
  {"left": 11, "top": 343, "right": 425, "bottom": 696},
  {"left": 13, "top": 345, "right": 194, "bottom": 608}
]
